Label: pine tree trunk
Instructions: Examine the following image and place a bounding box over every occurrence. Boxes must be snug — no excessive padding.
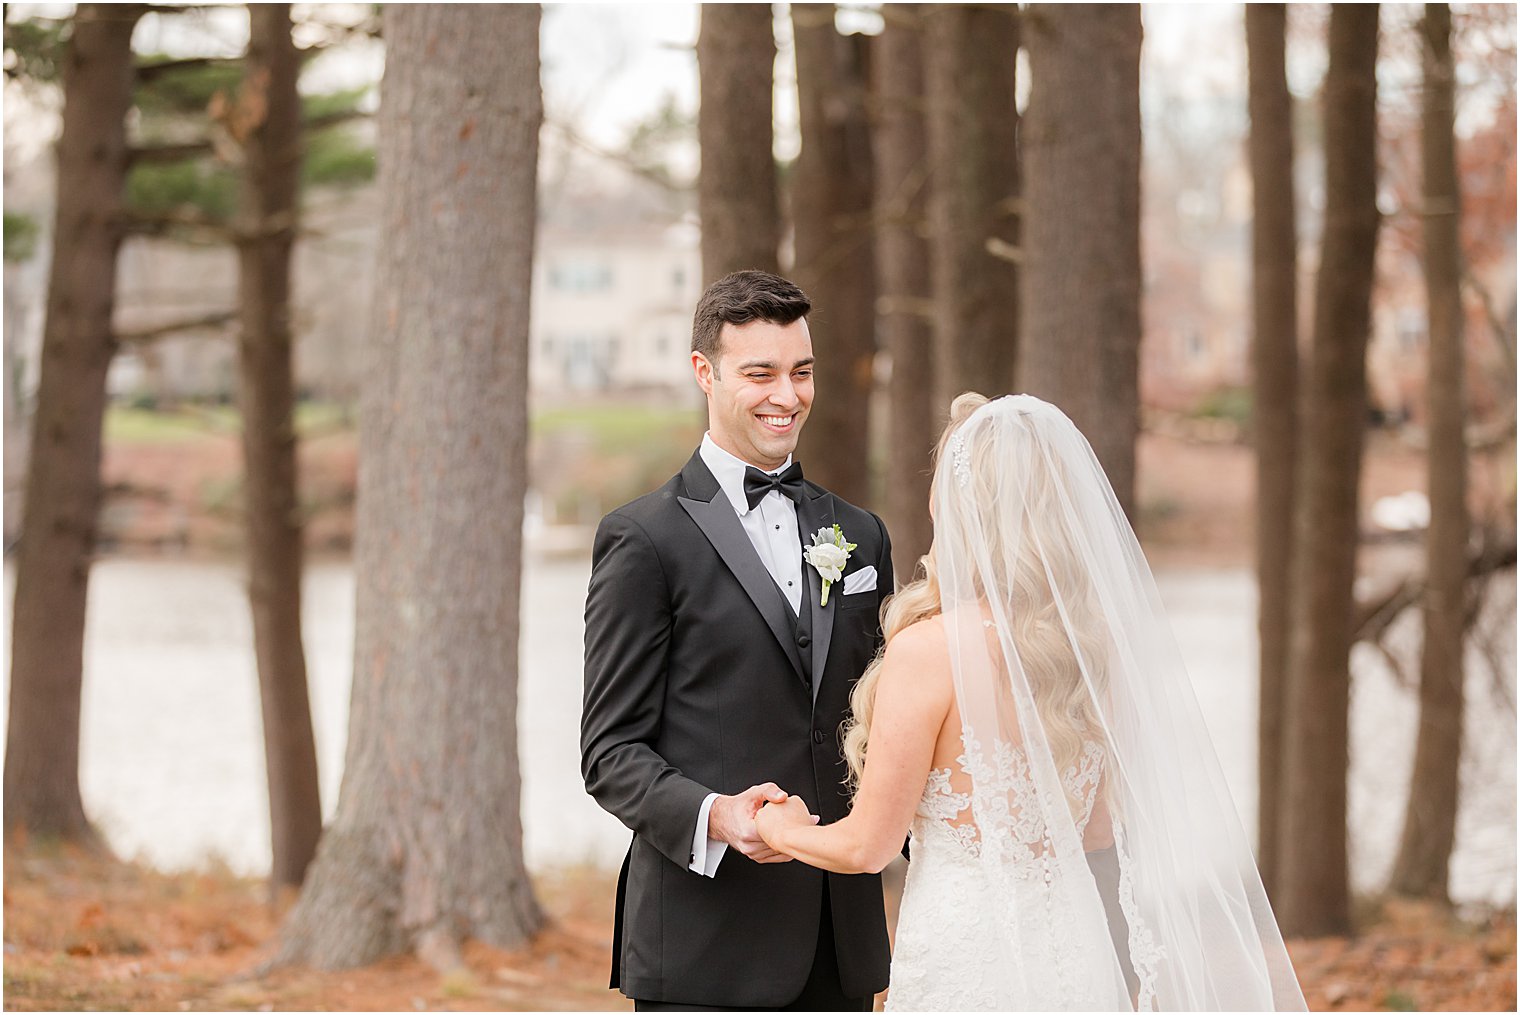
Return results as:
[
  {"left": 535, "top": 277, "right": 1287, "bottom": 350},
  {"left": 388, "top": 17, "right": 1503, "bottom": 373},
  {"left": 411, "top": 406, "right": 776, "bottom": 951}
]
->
[
  {"left": 1018, "top": 4, "right": 1142, "bottom": 519},
  {"left": 274, "top": 5, "right": 544, "bottom": 968},
  {"left": 1245, "top": 2, "right": 1298, "bottom": 898},
  {"left": 1390, "top": 2, "right": 1467, "bottom": 903},
  {"left": 873, "top": 3, "right": 935, "bottom": 579},
  {"left": 697, "top": 3, "right": 781, "bottom": 283},
  {"left": 1279, "top": 3, "right": 1381, "bottom": 939},
  {"left": 4, "top": 3, "right": 144, "bottom": 845},
  {"left": 236, "top": 2, "right": 323, "bottom": 896},
  {"left": 791, "top": 4, "right": 876, "bottom": 508},
  {"left": 923, "top": 3, "right": 1020, "bottom": 410}
]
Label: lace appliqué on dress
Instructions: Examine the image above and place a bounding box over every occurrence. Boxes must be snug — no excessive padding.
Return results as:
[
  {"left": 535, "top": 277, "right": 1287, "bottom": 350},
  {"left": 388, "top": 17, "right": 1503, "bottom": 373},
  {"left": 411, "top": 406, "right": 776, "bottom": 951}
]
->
[
  {"left": 1114, "top": 819, "right": 1164, "bottom": 1011},
  {"left": 890, "top": 733, "right": 1165, "bottom": 1012},
  {"left": 917, "top": 733, "right": 1105, "bottom": 871}
]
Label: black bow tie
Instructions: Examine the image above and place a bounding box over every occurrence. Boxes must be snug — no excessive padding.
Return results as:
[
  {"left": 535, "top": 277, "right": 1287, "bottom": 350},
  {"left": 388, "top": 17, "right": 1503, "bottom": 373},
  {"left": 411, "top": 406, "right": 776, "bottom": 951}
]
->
[{"left": 743, "top": 462, "right": 806, "bottom": 511}]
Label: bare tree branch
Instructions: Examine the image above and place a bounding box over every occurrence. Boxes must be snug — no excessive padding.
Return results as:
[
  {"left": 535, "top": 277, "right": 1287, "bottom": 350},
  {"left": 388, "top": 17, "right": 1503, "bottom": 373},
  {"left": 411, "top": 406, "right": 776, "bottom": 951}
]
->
[
  {"left": 1475, "top": 623, "right": 1516, "bottom": 714},
  {"left": 1372, "top": 638, "right": 1414, "bottom": 691},
  {"left": 1466, "top": 266, "right": 1518, "bottom": 377},
  {"left": 121, "top": 207, "right": 234, "bottom": 242},
  {"left": 115, "top": 309, "right": 235, "bottom": 345},
  {"left": 1352, "top": 536, "right": 1518, "bottom": 644},
  {"left": 543, "top": 118, "right": 691, "bottom": 195},
  {"left": 1353, "top": 575, "right": 1421, "bottom": 645}
]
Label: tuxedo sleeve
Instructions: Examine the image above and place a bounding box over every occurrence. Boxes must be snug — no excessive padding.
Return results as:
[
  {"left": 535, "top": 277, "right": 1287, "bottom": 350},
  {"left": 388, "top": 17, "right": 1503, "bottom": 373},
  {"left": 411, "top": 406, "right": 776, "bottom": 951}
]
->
[
  {"left": 581, "top": 510, "right": 714, "bottom": 871},
  {"left": 873, "top": 510, "right": 911, "bottom": 862},
  {"left": 872, "top": 510, "right": 895, "bottom": 629}
]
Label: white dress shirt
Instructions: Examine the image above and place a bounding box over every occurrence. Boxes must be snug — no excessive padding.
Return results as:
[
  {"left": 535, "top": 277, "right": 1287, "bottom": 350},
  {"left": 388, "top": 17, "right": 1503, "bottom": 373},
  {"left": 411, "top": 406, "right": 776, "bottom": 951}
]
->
[{"left": 688, "top": 432, "right": 805, "bottom": 877}]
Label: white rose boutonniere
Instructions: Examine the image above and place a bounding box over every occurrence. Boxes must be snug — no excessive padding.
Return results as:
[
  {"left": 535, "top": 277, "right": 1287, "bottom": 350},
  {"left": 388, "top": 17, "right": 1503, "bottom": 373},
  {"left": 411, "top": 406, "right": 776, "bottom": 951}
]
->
[{"left": 803, "top": 524, "right": 857, "bottom": 607}]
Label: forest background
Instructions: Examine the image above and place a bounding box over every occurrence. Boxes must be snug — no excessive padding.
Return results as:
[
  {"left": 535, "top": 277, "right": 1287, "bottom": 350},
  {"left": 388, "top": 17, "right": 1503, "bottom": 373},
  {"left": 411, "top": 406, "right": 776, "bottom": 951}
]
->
[{"left": 1, "top": 2, "right": 1516, "bottom": 1011}]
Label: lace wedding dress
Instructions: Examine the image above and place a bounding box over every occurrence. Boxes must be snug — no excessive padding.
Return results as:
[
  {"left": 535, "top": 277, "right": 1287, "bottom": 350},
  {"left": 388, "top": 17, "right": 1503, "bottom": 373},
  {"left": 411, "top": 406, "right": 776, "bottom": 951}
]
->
[
  {"left": 886, "top": 733, "right": 1147, "bottom": 1012},
  {"left": 880, "top": 395, "right": 1303, "bottom": 1011}
]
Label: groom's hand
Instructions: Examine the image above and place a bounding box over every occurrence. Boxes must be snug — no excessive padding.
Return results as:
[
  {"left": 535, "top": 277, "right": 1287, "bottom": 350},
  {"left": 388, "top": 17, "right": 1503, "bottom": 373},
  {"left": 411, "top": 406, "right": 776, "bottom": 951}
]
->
[{"left": 709, "top": 783, "right": 794, "bottom": 863}]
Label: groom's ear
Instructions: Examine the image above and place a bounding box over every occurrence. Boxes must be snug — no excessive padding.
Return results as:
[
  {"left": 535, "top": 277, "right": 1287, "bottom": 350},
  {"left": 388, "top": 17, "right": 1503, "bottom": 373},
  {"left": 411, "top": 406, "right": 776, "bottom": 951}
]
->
[{"left": 692, "top": 350, "right": 717, "bottom": 396}]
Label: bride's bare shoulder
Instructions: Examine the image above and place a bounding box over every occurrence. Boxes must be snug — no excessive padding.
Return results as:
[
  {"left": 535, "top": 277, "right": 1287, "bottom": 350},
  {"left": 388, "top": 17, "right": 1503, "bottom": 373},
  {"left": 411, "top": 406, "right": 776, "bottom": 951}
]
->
[
  {"left": 877, "top": 617, "right": 953, "bottom": 718},
  {"left": 882, "top": 615, "right": 952, "bottom": 676}
]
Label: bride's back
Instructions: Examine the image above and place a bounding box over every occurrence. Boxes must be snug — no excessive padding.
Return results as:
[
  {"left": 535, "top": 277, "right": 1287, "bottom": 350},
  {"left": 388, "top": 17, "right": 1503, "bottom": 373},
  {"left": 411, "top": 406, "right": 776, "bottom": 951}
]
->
[
  {"left": 886, "top": 393, "right": 1303, "bottom": 1011},
  {"left": 912, "top": 612, "right": 1114, "bottom": 859}
]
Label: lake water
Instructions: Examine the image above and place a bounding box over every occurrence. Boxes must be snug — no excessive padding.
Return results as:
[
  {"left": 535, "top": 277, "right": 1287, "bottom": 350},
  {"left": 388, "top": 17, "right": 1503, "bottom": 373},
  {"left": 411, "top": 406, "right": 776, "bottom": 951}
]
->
[{"left": 3, "top": 555, "right": 1514, "bottom": 907}]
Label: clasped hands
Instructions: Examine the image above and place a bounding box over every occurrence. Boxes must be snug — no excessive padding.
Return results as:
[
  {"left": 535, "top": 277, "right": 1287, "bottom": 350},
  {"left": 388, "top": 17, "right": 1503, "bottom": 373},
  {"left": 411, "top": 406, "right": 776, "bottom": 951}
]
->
[{"left": 709, "top": 782, "right": 818, "bottom": 863}]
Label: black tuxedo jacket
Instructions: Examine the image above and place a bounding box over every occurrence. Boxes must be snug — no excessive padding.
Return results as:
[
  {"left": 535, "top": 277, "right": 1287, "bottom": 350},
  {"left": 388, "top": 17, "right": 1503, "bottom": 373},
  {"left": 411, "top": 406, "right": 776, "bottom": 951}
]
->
[{"left": 580, "top": 450, "right": 893, "bottom": 1007}]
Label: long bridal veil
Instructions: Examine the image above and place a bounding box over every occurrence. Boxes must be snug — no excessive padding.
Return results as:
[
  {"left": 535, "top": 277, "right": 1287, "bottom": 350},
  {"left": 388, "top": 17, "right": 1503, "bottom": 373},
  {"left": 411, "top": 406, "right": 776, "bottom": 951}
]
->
[{"left": 930, "top": 394, "right": 1304, "bottom": 1011}]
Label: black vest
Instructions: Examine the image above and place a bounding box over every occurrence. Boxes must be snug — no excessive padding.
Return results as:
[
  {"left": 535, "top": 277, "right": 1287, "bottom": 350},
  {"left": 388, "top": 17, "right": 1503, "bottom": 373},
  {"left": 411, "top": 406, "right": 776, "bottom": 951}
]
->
[{"left": 780, "top": 540, "right": 816, "bottom": 684}]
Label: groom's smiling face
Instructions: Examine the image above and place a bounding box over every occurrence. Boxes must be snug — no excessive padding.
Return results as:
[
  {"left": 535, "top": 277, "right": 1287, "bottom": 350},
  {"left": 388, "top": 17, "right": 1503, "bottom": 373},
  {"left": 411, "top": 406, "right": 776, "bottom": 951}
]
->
[{"left": 693, "top": 317, "right": 815, "bottom": 472}]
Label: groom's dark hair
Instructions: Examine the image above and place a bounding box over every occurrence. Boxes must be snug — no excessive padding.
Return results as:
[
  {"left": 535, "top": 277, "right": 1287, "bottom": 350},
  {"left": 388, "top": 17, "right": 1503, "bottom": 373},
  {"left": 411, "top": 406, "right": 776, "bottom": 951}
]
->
[{"left": 691, "top": 270, "right": 811, "bottom": 373}]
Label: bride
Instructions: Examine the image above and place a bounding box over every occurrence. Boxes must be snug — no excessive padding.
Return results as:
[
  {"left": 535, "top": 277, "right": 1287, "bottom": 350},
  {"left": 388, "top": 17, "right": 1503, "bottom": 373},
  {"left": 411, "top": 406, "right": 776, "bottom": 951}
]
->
[{"left": 756, "top": 393, "right": 1306, "bottom": 1011}]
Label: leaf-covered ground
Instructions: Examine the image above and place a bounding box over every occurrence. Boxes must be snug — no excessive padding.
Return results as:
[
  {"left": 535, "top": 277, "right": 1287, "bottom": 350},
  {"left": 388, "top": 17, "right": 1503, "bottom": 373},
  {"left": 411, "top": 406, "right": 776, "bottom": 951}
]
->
[
  {"left": 4, "top": 847, "right": 622, "bottom": 1012},
  {"left": 4, "top": 848, "right": 1513, "bottom": 1012}
]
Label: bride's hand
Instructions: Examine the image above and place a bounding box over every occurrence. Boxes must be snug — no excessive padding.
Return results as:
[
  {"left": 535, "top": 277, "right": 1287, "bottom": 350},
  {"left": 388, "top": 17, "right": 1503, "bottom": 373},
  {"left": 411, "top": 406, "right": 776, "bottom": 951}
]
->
[{"left": 755, "top": 795, "right": 819, "bottom": 849}]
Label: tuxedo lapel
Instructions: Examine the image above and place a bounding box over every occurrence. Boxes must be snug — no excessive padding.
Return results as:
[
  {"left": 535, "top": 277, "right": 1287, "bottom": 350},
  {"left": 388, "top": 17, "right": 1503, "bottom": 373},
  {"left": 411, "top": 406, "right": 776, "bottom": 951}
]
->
[
  {"left": 676, "top": 453, "right": 808, "bottom": 687},
  {"left": 795, "top": 485, "right": 838, "bottom": 708}
]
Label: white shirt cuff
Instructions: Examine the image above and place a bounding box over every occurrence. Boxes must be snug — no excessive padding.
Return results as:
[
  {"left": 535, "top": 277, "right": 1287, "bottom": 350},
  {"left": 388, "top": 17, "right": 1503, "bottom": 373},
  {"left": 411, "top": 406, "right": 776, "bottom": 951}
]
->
[{"left": 689, "top": 792, "right": 728, "bottom": 877}]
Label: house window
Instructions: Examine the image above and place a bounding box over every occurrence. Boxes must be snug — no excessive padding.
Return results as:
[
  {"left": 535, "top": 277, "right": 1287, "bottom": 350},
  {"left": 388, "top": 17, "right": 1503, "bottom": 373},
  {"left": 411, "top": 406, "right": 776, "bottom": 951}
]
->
[
  {"left": 563, "top": 333, "right": 619, "bottom": 390},
  {"left": 549, "top": 260, "right": 613, "bottom": 293}
]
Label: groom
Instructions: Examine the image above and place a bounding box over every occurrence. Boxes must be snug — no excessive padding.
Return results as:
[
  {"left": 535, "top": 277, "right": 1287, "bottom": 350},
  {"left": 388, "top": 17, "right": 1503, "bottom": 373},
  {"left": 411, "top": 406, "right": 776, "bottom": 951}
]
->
[{"left": 581, "top": 270, "right": 893, "bottom": 1010}]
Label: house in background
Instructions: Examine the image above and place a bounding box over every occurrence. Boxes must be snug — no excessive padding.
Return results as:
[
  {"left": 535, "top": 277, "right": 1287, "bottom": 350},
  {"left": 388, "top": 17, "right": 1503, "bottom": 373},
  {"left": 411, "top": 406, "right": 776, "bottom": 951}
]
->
[
  {"left": 531, "top": 198, "right": 701, "bottom": 396},
  {"left": 4, "top": 170, "right": 706, "bottom": 409}
]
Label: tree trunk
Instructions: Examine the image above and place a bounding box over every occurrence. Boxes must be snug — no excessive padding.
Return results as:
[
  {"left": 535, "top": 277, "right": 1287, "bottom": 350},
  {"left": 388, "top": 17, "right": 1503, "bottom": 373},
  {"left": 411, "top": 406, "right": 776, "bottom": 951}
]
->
[
  {"left": 1245, "top": 2, "right": 1298, "bottom": 899},
  {"left": 235, "top": 2, "right": 323, "bottom": 896},
  {"left": 697, "top": 3, "right": 781, "bottom": 283},
  {"left": 4, "top": 3, "right": 144, "bottom": 846},
  {"left": 791, "top": 4, "right": 876, "bottom": 508},
  {"left": 274, "top": 4, "right": 544, "bottom": 969},
  {"left": 873, "top": 3, "right": 935, "bottom": 579},
  {"left": 1018, "top": 4, "right": 1143, "bottom": 519},
  {"left": 1279, "top": 3, "right": 1381, "bottom": 939},
  {"left": 923, "top": 3, "right": 1020, "bottom": 410},
  {"left": 1390, "top": 2, "right": 1467, "bottom": 903}
]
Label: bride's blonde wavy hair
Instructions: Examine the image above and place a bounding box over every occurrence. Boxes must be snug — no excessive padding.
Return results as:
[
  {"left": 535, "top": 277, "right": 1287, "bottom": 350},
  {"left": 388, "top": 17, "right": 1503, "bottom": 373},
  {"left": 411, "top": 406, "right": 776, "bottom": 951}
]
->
[{"left": 841, "top": 392, "right": 1111, "bottom": 796}]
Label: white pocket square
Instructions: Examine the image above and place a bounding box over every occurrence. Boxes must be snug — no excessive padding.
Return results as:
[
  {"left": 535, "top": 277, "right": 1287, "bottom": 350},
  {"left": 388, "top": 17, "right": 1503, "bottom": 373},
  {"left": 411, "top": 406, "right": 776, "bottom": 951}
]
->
[{"left": 842, "top": 565, "right": 878, "bottom": 596}]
